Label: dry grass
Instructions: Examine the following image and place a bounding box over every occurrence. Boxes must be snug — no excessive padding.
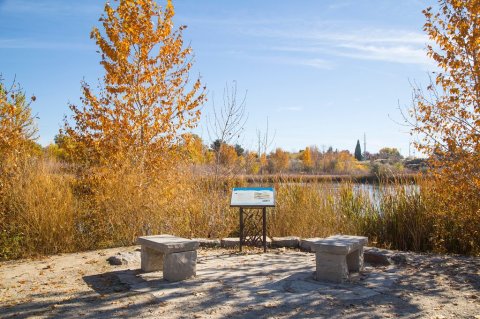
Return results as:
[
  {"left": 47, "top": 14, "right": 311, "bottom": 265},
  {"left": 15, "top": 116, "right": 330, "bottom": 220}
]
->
[
  {"left": 0, "top": 158, "right": 77, "bottom": 257},
  {"left": 1, "top": 158, "right": 479, "bottom": 260}
]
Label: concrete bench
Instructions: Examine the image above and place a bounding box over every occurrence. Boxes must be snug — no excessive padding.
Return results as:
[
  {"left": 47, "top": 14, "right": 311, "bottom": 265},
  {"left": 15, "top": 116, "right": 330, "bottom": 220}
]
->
[
  {"left": 137, "top": 235, "right": 199, "bottom": 282},
  {"left": 311, "top": 235, "right": 368, "bottom": 283}
]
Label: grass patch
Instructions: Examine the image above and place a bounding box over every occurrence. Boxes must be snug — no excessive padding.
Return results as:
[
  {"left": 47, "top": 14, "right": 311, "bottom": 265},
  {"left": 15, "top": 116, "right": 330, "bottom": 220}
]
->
[{"left": 1, "top": 159, "right": 478, "bottom": 259}]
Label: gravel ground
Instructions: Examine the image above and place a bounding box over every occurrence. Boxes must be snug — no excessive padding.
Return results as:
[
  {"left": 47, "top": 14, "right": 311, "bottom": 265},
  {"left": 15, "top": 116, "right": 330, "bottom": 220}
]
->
[{"left": 1, "top": 246, "right": 479, "bottom": 318}]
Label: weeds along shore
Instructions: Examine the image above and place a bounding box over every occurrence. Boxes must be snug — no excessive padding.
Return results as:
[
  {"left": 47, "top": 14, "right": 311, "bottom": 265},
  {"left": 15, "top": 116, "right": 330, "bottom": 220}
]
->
[{"left": 1, "top": 157, "right": 478, "bottom": 260}]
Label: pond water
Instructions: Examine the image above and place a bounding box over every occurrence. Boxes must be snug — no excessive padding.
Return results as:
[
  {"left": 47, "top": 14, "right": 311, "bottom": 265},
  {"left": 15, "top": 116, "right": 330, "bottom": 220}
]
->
[{"left": 254, "top": 182, "right": 420, "bottom": 207}]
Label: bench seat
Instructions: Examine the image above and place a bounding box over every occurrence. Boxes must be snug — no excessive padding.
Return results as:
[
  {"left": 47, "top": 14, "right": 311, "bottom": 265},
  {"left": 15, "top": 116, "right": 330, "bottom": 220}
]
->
[
  {"left": 312, "top": 235, "right": 368, "bottom": 283},
  {"left": 137, "top": 235, "right": 199, "bottom": 282}
]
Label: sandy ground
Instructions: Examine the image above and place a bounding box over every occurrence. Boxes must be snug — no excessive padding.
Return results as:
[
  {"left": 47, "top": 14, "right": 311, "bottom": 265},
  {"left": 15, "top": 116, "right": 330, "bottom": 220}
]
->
[{"left": 1, "top": 246, "right": 479, "bottom": 318}]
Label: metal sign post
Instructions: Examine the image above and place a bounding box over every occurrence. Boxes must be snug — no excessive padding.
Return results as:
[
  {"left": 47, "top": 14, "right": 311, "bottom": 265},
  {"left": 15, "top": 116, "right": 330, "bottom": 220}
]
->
[{"left": 230, "top": 187, "right": 275, "bottom": 253}]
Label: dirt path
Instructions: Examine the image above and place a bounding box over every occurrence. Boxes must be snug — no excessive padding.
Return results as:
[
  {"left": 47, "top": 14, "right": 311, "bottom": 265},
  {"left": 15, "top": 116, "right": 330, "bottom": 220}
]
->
[{"left": 1, "top": 246, "right": 479, "bottom": 318}]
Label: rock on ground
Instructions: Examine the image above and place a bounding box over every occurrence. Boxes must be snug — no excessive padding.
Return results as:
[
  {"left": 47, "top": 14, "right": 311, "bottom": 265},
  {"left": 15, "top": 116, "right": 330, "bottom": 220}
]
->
[
  {"left": 272, "top": 236, "right": 300, "bottom": 248},
  {"left": 107, "top": 251, "right": 140, "bottom": 266},
  {"left": 1, "top": 246, "right": 479, "bottom": 318}
]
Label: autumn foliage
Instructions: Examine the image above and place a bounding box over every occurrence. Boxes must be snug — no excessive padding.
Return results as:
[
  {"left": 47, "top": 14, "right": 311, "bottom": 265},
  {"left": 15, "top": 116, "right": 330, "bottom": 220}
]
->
[
  {"left": 3, "top": 0, "right": 480, "bottom": 259},
  {"left": 64, "top": 0, "right": 205, "bottom": 169},
  {"left": 0, "top": 77, "right": 37, "bottom": 165},
  {"left": 411, "top": 0, "right": 480, "bottom": 253}
]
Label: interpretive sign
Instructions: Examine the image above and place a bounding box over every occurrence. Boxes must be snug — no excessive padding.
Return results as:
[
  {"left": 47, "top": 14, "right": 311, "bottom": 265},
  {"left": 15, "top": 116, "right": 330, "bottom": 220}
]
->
[
  {"left": 230, "top": 187, "right": 275, "bottom": 207},
  {"left": 231, "top": 187, "right": 275, "bottom": 253}
]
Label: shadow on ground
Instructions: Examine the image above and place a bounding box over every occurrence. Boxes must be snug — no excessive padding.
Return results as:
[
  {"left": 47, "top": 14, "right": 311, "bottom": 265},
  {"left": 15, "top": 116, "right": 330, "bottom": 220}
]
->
[{"left": 2, "top": 250, "right": 479, "bottom": 318}]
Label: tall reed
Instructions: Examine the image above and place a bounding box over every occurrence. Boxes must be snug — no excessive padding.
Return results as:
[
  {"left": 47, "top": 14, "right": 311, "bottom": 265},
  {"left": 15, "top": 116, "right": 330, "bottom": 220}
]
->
[{"left": 1, "top": 158, "right": 479, "bottom": 260}]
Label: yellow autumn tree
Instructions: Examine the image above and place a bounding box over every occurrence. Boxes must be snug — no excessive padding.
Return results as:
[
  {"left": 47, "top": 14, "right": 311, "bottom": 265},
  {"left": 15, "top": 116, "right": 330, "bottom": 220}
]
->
[
  {"left": 259, "top": 152, "right": 268, "bottom": 174},
  {"left": 411, "top": 0, "right": 480, "bottom": 253},
  {"left": 301, "top": 147, "right": 313, "bottom": 171},
  {"left": 0, "top": 76, "right": 40, "bottom": 259},
  {"left": 219, "top": 143, "right": 238, "bottom": 167},
  {"left": 268, "top": 148, "right": 290, "bottom": 173},
  {"left": 244, "top": 151, "right": 260, "bottom": 174},
  {"left": 181, "top": 133, "right": 207, "bottom": 164},
  {"left": 64, "top": 0, "right": 206, "bottom": 170},
  {"left": 0, "top": 76, "right": 38, "bottom": 166},
  {"left": 333, "top": 151, "right": 356, "bottom": 175}
]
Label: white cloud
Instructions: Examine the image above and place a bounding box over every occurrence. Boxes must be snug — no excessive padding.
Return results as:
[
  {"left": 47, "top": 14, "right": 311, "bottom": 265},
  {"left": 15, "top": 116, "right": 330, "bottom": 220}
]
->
[
  {"left": 337, "top": 43, "right": 432, "bottom": 65},
  {"left": 259, "top": 29, "right": 432, "bottom": 65},
  {"left": 273, "top": 57, "right": 334, "bottom": 70},
  {"left": 296, "top": 58, "right": 334, "bottom": 69},
  {"left": 302, "top": 28, "right": 429, "bottom": 45},
  {"left": 241, "top": 22, "right": 433, "bottom": 67},
  {"left": 230, "top": 53, "right": 335, "bottom": 70},
  {"left": 180, "top": 8, "right": 434, "bottom": 69}
]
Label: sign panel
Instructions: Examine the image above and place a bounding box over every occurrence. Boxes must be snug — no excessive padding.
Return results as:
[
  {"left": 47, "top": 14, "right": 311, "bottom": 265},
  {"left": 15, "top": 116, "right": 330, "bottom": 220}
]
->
[{"left": 230, "top": 187, "right": 275, "bottom": 207}]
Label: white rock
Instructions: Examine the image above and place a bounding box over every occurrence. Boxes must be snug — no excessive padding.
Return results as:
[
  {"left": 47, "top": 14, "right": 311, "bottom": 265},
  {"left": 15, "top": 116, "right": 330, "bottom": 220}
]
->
[{"left": 272, "top": 236, "right": 300, "bottom": 248}]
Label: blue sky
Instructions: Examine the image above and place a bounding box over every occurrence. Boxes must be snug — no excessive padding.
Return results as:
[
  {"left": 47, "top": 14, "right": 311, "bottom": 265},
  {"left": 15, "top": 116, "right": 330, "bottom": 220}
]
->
[{"left": 0, "top": 0, "right": 435, "bottom": 156}]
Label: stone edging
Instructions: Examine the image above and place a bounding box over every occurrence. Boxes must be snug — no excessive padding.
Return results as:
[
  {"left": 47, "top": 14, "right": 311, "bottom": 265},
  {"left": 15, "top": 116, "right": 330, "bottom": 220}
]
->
[{"left": 193, "top": 236, "right": 408, "bottom": 267}]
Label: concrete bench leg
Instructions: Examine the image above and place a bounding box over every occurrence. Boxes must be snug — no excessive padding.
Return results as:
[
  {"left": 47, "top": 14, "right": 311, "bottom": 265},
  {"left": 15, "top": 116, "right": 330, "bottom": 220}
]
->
[
  {"left": 346, "top": 247, "right": 364, "bottom": 272},
  {"left": 315, "top": 252, "right": 348, "bottom": 283},
  {"left": 141, "top": 246, "right": 164, "bottom": 272},
  {"left": 163, "top": 250, "right": 197, "bottom": 282}
]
